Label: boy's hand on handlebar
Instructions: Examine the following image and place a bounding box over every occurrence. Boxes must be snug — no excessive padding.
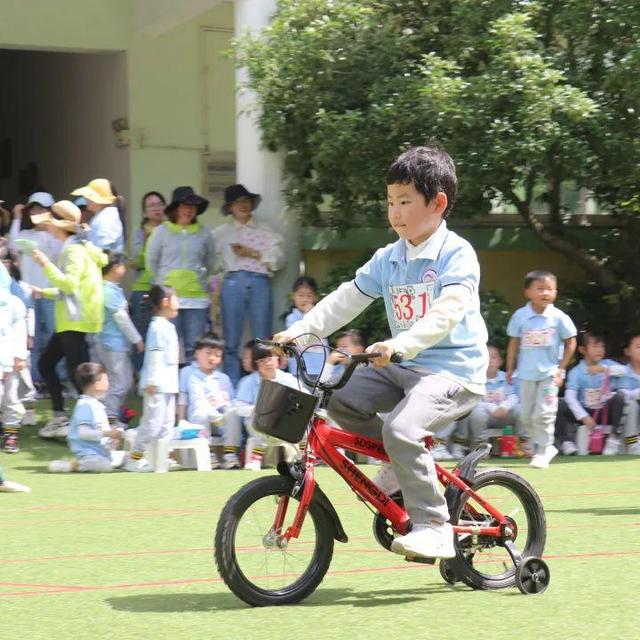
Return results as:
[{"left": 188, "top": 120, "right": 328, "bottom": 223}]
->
[{"left": 366, "top": 342, "right": 396, "bottom": 368}]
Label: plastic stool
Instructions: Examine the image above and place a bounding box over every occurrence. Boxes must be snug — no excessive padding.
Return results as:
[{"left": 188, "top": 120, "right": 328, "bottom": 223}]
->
[{"left": 152, "top": 437, "right": 212, "bottom": 473}]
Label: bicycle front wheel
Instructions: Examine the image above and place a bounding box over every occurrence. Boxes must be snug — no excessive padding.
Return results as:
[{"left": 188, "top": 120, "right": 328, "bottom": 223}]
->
[
  {"left": 448, "top": 468, "right": 547, "bottom": 591},
  {"left": 215, "top": 475, "right": 334, "bottom": 606}
]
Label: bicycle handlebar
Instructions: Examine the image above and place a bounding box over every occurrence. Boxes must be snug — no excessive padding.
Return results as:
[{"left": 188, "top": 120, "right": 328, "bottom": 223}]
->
[{"left": 256, "top": 338, "right": 403, "bottom": 392}]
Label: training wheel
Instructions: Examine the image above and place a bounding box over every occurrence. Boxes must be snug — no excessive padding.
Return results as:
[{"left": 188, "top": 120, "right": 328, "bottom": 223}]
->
[
  {"left": 439, "top": 559, "right": 459, "bottom": 585},
  {"left": 515, "top": 557, "right": 550, "bottom": 595}
]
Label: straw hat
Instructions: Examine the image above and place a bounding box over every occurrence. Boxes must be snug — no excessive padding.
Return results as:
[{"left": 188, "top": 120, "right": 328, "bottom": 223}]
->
[
  {"left": 31, "top": 200, "right": 82, "bottom": 233},
  {"left": 71, "top": 179, "right": 116, "bottom": 205}
]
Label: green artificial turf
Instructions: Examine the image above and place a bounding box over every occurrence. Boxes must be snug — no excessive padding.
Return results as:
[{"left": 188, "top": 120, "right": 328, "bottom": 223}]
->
[{"left": 1, "top": 418, "right": 639, "bottom": 640}]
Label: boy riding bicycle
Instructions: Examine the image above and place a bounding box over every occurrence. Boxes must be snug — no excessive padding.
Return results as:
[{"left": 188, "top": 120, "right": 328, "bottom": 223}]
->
[{"left": 275, "top": 145, "right": 488, "bottom": 560}]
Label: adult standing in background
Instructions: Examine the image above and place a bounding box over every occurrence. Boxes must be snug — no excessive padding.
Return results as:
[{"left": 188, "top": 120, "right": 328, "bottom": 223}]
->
[
  {"left": 71, "top": 179, "right": 124, "bottom": 252},
  {"left": 146, "top": 186, "right": 216, "bottom": 362},
  {"left": 212, "top": 184, "right": 284, "bottom": 384},
  {"left": 129, "top": 191, "right": 166, "bottom": 369}
]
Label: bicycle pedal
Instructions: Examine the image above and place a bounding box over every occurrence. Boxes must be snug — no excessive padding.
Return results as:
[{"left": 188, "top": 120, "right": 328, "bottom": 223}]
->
[{"left": 404, "top": 555, "right": 436, "bottom": 565}]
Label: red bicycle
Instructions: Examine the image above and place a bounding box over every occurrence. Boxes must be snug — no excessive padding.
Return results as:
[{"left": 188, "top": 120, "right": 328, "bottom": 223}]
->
[{"left": 215, "top": 340, "right": 550, "bottom": 606}]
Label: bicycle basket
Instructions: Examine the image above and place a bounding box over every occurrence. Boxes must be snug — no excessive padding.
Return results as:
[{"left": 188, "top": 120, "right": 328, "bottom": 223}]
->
[{"left": 252, "top": 379, "right": 318, "bottom": 444}]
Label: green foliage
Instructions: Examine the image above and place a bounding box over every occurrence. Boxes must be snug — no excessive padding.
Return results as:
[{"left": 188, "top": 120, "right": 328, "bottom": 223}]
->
[
  {"left": 235, "top": 0, "right": 640, "bottom": 228},
  {"left": 319, "top": 251, "right": 512, "bottom": 347}
]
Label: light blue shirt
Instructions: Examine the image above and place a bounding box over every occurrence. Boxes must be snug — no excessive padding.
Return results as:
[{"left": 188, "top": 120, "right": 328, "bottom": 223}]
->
[
  {"left": 88, "top": 206, "right": 124, "bottom": 252},
  {"left": 67, "top": 395, "right": 110, "bottom": 459},
  {"left": 484, "top": 370, "right": 519, "bottom": 406},
  {"left": 236, "top": 370, "right": 301, "bottom": 407},
  {"left": 617, "top": 364, "right": 640, "bottom": 393},
  {"left": 139, "top": 316, "right": 179, "bottom": 394},
  {"left": 566, "top": 359, "right": 621, "bottom": 409},
  {"left": 507, "top": 303, "right": 577, "bottom": 381},
  {"left": 353, "top": 221, "right": 488, "bottom": 388},
  {"left": 285, "top": 308, "right": 329, "bottom": 378},
  {"left": 97, "top": 281, "right": 129, "bottom": 352},
  {"left": 179, "top": 363, "right": 235, "bottom": 424}
]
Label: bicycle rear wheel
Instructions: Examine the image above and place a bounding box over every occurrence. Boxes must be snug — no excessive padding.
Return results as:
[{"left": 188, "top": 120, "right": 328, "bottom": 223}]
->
[
  {"left": 448, "top": 468, "right": 546, "bottom": 590},
  {"left": 215, "top": 475, "right": 334, "bottom": 606}
]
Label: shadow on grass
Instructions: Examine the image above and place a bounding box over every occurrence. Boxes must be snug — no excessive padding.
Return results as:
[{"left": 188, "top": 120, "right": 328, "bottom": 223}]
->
[
  {"left": 106, "top": 585, "right": 460, "bottom": 613},
  {"left": 545, "top": 506, "right": 640, "bottom": 516}
]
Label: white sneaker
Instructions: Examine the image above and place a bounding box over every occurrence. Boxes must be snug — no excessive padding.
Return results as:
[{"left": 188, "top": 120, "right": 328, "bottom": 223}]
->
[
  {"left": 48, "top": 459, "right": 73, "bottom": 473},
  {"left": 449, "top": 443, "right": 467, "bottom": 459},
  {"left": 371, "top": 463, "right": 401, "bottom": 495},
  {"left": 223, "top": 452, "right": 241, "bottom": 469},
  {"left": 210, "top": 451, "right": 221, "bottom": 470},
  {"left": 22, "top": 409, "right": 36, "bottom": 426},
  {"left": 0, "top": 480, "right": 32, "bottom": 493},
  {"left": 529, "top": 445, "right": 558, "bottom": 469},
  {"left": 38, "top": 416, "right": 69, "bottom": 439},
  {"left": 391, "top": 522, "right": 455, "bottom": 559},
  {"left": 431, "top": 443, "right": 454, "bottom": 461},
  {"left": 626, "top": 440, "right": 640, "bottom": 455},
  {"left": 603, "top": 435, "right": 621, "bottom": 456},
  {"left": 124, "top": 456, "right": 154, "bottom": 473},
  {"left": 561, "top": 440, "right": 578, "bottom": 456},
  {"left": 244, "top": 458, "right": 262, "bottom": 471}
]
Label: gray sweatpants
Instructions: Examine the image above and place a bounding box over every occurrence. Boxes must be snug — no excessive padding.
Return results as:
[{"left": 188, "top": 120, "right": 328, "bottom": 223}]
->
[
  {"left": 328, "top": 366, "right": 480, "bottom": 525},
  {"left": 0, "top": 372, "right": 26, "bottom": 428},
  {"left": 95, "top": 344, "right": 133, "bottom": 420},
  {"left": 519, "top": 378, "right": 559, "bottom": 454},
  {"left": 466, "top": 405, "right": 523, "bottom": 442},
  {"left": 133, "top": 392, "right": 176, "bottom": 455},
  {"left": 75, "top": 455, "right": 113, "bottom": 473}
]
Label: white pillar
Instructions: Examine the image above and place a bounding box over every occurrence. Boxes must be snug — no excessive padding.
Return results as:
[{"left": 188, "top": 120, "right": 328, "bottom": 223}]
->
[{"left": 234, "top": 0, "right": 301, "bottom": 329}]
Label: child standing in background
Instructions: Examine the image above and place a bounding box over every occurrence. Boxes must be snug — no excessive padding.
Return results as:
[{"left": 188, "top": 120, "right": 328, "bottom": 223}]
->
[
  {"left": 0, "top": 263, "right": 28, "bottom": 453},
  {"left": 506, "top": 271, "right": 577, "bottom": 469},
  {"left": 48, "top": 363, "right": 123, "bottom": 473},
  {"left": 95, "top": 253, "right": 144, "bottom": 426},
  {"left": 125, "top": 285, "right": 179, "bottom": 472},
  {"left": 284, "top": 277, "right": 329, "bottom": 380}
]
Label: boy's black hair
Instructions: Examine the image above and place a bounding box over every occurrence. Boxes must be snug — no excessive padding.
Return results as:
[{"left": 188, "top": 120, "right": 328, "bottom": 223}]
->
[
  {"left": 194, "top": 332, "right": 224, "bottom": 353},
  {"left": 386, "top": 145, "right": 458, "bottom": 218},
  {"left": 292, "top": 275, "right": 318, "bottom": 293},
  {"left": 101, "top": 251, "right": 127, "bottom": 275},
  {"left": 335, "top": 329, "right": 365, "bottom": 348},
  {"left": 578, "top": 331, "right": 606, "bottom": 349},
  {"left": 75, "top": 362, "right": 106, "bottom": 391},
  {"left": 251, "top": 343, "right": 274, "bottom": 367},
  {"left": 147, "top": 284, "right": 176, "bottom": 310},
  {"left": 524, "top": 270, "right": 557, "bottom": 289}
]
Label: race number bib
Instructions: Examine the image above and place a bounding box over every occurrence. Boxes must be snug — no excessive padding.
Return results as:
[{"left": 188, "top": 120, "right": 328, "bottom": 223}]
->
[
  {"left": 485, "top": 388, "right": 506, "bottom": 404},
  {"left": 583, "top": 387, "right": 603, "bottom": 410},
  {"left": 208, "top": 388, "right": 230, "bottom": 410},
  {"left": 522, "top": 328, "right": 555, "bottom": 349},
  {"left": 390, "top": 282, "right": 435, "bottom": 330}
]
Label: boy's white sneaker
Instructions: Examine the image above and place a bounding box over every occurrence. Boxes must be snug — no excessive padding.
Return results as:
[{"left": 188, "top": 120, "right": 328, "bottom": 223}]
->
[
  {"left": 561, "top": 440, "right": 578, "bottom": 456},
  {"left": 371, "top": 463, "right": 401, "bottom": 495},
  {"left": 48, "top": 459, "right": 74, "bottom": 473},
  {"left": 431, "top": 443, "right": 454, "bottom": 461},
  {"left": 38, "top": 417, "right": 69, "bottom": 439},
  {"left": 124, "top": 456, "right": 154, "bottom": 473},
  {"left": 0, "top": 480, "right": 32, "bottom": 493},
  {"left": 449, "top": 443, "right": 467, "bottom": 459},
  {"left": 529, "top": 445, "right": 558, "bottom": 469},
  {"left": 603, "top": 435, "right": 621, "bottom": 456},
  {"left": 22, "top": 409, "right": 37, "bottom": 426},
  {"left": 391, "top": 522, "right": 455, "bottom": 559}
]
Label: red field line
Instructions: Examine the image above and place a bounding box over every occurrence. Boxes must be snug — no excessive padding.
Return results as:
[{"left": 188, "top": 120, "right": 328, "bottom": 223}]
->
[{"left": 2, "top": 549, "right": 640, "bottom": 599}]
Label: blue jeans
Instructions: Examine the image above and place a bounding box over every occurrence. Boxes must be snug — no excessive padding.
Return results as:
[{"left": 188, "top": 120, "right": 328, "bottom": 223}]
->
[
  {"left": 129, "top": 290, "right": 152, "bottom": 371},
  {"left": 221, "top": 271, "right": 272, "bottom": 384},
  {"left": 171, "top": 307, "right": 210, "bottom": 362},
  {"left": 31, "top": 298, "right": 58, "bottom": 384}
]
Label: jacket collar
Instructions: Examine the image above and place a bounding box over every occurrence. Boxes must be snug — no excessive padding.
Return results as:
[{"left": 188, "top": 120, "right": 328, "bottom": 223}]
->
[{"left": 390, "top": 220, "right": 448, "bottom": 263}]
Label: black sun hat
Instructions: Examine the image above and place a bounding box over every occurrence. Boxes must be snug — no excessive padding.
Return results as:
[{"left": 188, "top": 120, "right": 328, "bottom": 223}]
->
[
  {"left": 166, "top": 186, "right": 209, "bottom": 216},
  {"left": 220, "top": 184, "right": 261, "bottom": 216}
]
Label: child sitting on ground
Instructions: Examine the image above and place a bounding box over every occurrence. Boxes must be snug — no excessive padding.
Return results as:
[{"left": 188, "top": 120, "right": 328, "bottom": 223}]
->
[
  {"left": 506, "top": 270, "right": 577, "bottom": 469},
  {"left": 235, "top": 342, "right": 302, "bottom": 470},
  {"left": 177, "top": 334, "right": 241, "bottom": 469},
  {"left": 48, "top": 363, "right": 123, "bottom": 473},
  {"left": 612, "top": 333, "right": 640, "bottom": 455},
  {"left": 95, "top": 252, "right": 144, "bottom": 426},
  {"left": 326, "top": 329, "right": 366, "bottom": 381},
  {"left": 555, "top": 331, "right": 627, "bottom": 456},
  {"left": 125, "top": 285, "right": 179, "bottom": 472}
]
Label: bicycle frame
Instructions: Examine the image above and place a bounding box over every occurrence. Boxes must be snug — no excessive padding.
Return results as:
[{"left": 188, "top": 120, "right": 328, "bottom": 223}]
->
[{"left": 276, "top": 414, "right": 513, "bottom": 544}]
